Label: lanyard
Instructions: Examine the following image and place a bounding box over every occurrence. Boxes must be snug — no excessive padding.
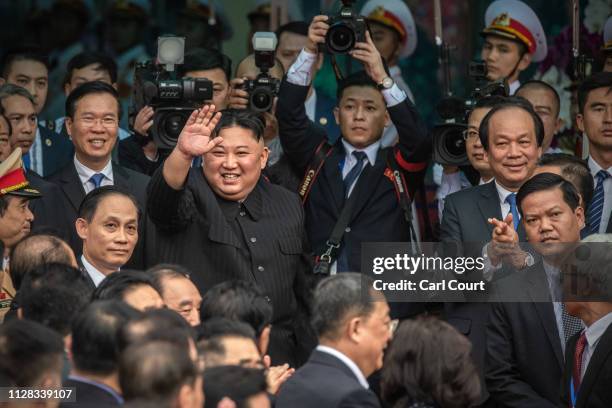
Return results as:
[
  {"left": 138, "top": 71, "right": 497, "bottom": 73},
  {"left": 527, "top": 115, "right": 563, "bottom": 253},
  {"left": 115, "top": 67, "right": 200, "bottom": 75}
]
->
[{"left": 570, "top": 377, "right": 578, "bottom": 408}]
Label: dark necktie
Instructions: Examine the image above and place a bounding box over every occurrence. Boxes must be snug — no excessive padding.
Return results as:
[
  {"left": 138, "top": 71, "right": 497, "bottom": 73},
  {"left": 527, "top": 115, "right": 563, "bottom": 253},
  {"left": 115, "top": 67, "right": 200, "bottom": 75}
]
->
[
  {"left": 586, "top": 170, "right": 610, "bottom": 235},
  {"left": 505, "top": 193, "right": 520, "bottom": 230},
  {"left": 573, "top": 331, "right": 587, "bottom": 392},
  {"left": 343, "top": 151, "right": 368, "bottom": 198},
  {"left": 89, "top": 173, "right": 105, "bottom": 190}
]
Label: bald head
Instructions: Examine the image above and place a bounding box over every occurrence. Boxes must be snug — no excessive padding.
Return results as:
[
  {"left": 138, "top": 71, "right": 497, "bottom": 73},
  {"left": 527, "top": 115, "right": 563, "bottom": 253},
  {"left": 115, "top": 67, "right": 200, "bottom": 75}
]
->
[
  {"left": 9, "top": 234, "right": 77, "bottom": 290},
  {"left": 235, "top": 54, "right": 284, "bottom": 81}
]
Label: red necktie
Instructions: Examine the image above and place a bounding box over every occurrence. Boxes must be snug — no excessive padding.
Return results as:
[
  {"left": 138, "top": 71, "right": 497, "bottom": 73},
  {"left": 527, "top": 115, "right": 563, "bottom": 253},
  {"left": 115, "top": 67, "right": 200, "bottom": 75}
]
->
[{"left": 573, "top": 332, "right": 588, "bottom": 392}]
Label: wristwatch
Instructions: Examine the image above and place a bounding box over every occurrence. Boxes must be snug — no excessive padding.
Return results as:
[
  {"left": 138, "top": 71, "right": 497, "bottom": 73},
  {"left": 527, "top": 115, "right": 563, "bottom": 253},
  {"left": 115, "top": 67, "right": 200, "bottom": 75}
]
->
[{"left": 377, "top": 76, "right": 394, "bottom": 90}]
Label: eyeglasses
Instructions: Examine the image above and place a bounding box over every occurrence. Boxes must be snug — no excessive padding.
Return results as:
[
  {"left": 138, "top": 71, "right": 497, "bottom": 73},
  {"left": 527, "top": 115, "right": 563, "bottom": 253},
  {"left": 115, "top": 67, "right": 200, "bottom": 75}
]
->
[
  {"left": 462, "top": 129, "right": 479, "bottom": 140},
  {"left": 78, "top": 116, "right": 118, "bottom": 128}
]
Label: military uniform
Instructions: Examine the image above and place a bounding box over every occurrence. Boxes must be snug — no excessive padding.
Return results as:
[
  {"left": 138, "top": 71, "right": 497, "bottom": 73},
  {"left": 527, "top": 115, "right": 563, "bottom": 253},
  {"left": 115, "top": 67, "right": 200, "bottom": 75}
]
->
[{"left": 481, "top": 0, "right": 548, "bottom": 95}]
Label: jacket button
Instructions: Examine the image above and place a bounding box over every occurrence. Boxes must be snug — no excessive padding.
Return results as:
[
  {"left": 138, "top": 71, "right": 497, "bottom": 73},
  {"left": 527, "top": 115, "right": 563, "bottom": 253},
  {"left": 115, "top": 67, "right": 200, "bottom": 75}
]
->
[
  {"left": 257, "top": 265, "right": 264, "bottom": 272},
  {"left": 345, "top": 227, "right": 351, "bottom": 232},
  {"left": 265, "top": 296, "right": 271, "bottom": 303},
  {"left": 240, "top": 211, "right": 246, "bottom": 216},
  {"left": 250, "top": 237, "right": 257, "bottom": 243}
]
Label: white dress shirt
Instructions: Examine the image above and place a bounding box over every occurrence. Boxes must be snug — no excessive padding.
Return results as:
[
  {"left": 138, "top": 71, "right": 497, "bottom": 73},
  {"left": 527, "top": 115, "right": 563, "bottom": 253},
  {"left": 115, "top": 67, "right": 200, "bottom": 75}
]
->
[
  {"left": 305, "top": 88, "right": 317, "bottom": 122},
  {"left": 509, "top": 80, "right": 521, "bottom": 95},
  {"left": 588, "top": 156, "right": 612, "bottom": 233},
  {"left": 316, "top": 345, "right": 369, "bottom": 389},
  {"left": 580, "top": 312, "right": 612, "bottom": 381},
  {"left": 81, "top": 255, "right": 107, "bottom": 287},
  {"left": 74, "top": 157, "right": 114, "bottom": 194}
]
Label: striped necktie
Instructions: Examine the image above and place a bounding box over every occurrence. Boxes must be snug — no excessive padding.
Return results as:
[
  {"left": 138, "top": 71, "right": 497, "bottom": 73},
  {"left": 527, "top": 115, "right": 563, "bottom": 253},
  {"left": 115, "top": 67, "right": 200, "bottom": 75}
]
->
[{"left": 586, "top": 170, "right": 610, "bottom": 235}]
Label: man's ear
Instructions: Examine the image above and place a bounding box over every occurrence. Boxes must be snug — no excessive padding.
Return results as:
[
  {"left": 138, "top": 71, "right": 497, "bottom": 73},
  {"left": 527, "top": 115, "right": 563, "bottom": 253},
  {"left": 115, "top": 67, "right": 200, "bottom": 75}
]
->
[
  {"left": 75, "top": 218, "right": 88, "bottom": 240},
  {"left": 260, "top": 146, "right": 269, "bottom": 169},
  {"left": 347, "top": 316, "right": 364, "bottom": 344},
  {"left": 517, "top": 52, "right": 532, "bottom": 72},
  {"left": 554, "top": 117, "right": 564, "bottom": 134},
  {"left": 65, "top": 117, "right": 74, "bottom": 138},
  {"left": 575, "top": 205, "right": 585, "bottom": 228},
  {"left": 111, "top": 82, "right": 118, "bottom": 91},
  {"left": 576, "top": 113, "right": 585, "bottom": 133},
  {"left": 333, "top": 107, "right": 340, "bottom": 125},
  {"left": 383, "top": 110, "right": 391, "bottom": 128}
]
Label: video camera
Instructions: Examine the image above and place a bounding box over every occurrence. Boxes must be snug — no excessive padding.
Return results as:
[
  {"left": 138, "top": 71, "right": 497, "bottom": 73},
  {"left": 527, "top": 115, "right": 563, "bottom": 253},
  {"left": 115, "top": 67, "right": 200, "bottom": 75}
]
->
[
  {"left": 432, "top": 61, "right": 508, "bottom": 166},
  {"left": 242, "top": 32, "right": 280, "bottom": 112},
  {"left": 323, "top": 0, "right": 367, "bottom": 54},
  {"left": 131, "top": 36, "right": 213, "bottom": 150}
]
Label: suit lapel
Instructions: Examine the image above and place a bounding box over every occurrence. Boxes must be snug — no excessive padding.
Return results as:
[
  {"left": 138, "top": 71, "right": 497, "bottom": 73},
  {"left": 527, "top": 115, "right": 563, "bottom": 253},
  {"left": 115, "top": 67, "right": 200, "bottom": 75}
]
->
[
  {"left": 60, "top": 164, "right": 86, "bottom": 212},
  {"left": 606, "top": 215, "right": 612, "bottom": 234},
  {"left": 112, "top": 163, "right": 130, "bottom": 189},
  {"left": 477, "top": 181, "right": 502, "bottom": 236},
  {"left": 525, "top": 263, "right": 565, "bottom": 367},
  {"left": 322, "top": 146, "right": 346, "bottom": 212},
  {"left": 577, "top": 323, "right": 612, "bottom": 406}
]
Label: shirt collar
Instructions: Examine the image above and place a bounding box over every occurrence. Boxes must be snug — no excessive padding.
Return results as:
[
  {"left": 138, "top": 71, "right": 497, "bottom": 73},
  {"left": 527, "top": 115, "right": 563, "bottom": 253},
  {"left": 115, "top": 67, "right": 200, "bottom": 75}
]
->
[
  {"left": 211, "top": 174, "right": 263, "bottom": 221},
  {"left": 588, "top": 156, "right": 612, "bottom": 176},
  {"left": 584, "top": 311, "right": 612, "bottom": 349},
  {"left": 74, "top": 156, "right": 114, "bottom": 187},
  {"left": 494, "top": 180, "right": 516, "bottom": 205},
  {"left": 68, "top": 375, "right": 124, "bottom": 404},
  {"left": 341, "top": 139, "right": 380, "bottom": 167},
  {"left": 509, "top": 80, "right": 521, "bottom": 95},
  {"left": 316, "top": 345, "right": 369, "bottom": 389},
  {"left": 80, "top": 255, "right": 109, "bottom": 287}
]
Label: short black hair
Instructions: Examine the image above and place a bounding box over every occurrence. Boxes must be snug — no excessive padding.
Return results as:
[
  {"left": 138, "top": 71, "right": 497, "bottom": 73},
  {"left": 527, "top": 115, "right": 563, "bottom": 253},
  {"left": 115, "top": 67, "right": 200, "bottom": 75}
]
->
[
  {"left": 71, "top": 300, "right": 141, "bottom": 375},
  {"left": 311, "top": 273, "right": 378, "bottom": 341},
  {"left": 93, "top": 270, "right": 161, "bottom": 303},
  {"left": 516, "top": 172, "right": 581, "bottom": 217},
  {"left": 538, "top": 153, "right": 594, "bottom": 205},
  {"left": 78, "top": 185, "right": 141, "bottom": 223},
  {"left": 63, "top": 52, "right": 118, "bottom": 86},
  {"left": 196, "top": 318, "right": 256, "bottom": 367},
  {"left": 276, "top": 21, "right": 309, "bottom": 40},
  {"left": 204, "top": 366, "right": 267, "bottom": 408},
  {"left": 212, "top": 108, "right": 265, "bottom": 141},
  {"left": 1, "top": 46, "right": 49, "bottom": 78},
  {"left": 9, "top": 234, "right": 74, "bottom": 290},
  {"left": 336, "top": 70, "right": 385, "bottom": 103},
  {"left": 478, "top": 96, "right": 545, "bottom": 150},
  {"left": 120, "top": 341, "right": 199, "bottom": 404},
  {"left": 0, "top": 319, "right": 64, "bottom": 387},
  {"left": 20, "top": 262, "right": 93, "bottom": 336},
  {"left": 178, "top": 48, "right": 232, "bottom": 83},
  {"left": 473, "top": 95, "right": 508, "bottom": 110},
  {"left": 578, "top": 72, "right": 612, "bottom": 113},
  {"left": 516, "top": 80, "right": 561, "bottom": 117},
  {"left": 200, "top": 280, "right": 272, "bottom": 338},
  {"left": 118, "top": 308, "right": 195, "bottom": 354},
  {"left": 65, "top": 80, "right": 120, "bottom": 118}
]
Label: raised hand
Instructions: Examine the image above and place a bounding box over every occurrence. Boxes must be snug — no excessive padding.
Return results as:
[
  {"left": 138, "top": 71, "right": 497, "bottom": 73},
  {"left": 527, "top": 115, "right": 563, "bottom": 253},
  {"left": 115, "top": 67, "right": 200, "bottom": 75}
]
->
[
  {"left": 305, "top": 15, "right": 329, "bottom": 54},
  {"left": 176, "top": 105, "right": 223, "bottom": 159},
  {"left": 349, "top": 30, "right": 387, "bottom": 84},
  {"left": 487, "top": 214, "right": 520, "bottom": 266},
  {"left": 228, "top": 78, "right": 249, "bottom": 109},
  {"left": 133, "top": 105, "right": 154, "bottom": 136}
]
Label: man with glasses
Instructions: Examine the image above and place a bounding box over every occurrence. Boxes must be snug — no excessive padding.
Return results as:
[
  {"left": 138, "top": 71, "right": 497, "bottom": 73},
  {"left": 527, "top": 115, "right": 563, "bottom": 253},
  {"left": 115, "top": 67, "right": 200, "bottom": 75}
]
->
[
  {"left": 48, "top": 81, "right": 149, "bottom": 259},
  {"left": 437, "top": 96, "right": 503, "bottom": 221}
]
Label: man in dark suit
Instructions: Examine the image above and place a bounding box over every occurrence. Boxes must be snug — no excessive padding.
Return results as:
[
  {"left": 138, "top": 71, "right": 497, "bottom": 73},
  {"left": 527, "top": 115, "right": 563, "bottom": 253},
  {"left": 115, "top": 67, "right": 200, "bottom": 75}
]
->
[
  {"left": 440, "top": 97, "right": 544, "bottom": 403},
  {"left": 276, "top": 16, "right": 429, "bottom": 283},
  {"left": 62, "top": 300, "right": 141, "bottom": 408},
  {"left": 276, "top": 273, "right": 388, "bottom": 408},
  {"left": 561, "top": 236, "right": 612, "bottom": 408},
  {"left": 146, "top": 107, "right": 313, "bottom": 367},
  {"left": 576, "top": 72, "right": 612, "bottom": 236},
  {"left": 47, "top": 81, "right": 149, "bottom": 261},
  {"left": 486, "top": 173, "right": 586, "bottom": 407}
]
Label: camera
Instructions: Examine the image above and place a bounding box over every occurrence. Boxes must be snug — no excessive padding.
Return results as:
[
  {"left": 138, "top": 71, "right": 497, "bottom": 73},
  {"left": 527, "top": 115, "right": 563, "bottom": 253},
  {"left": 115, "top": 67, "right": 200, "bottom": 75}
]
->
[
  {"left": 242, "top": 32, "right": 281, "bottom": 112},
  {"left": 432, "top": 61, "right": 508, "bottom": 166},
  {"left": 131, "top": 36, "right": 213, "bottom": 150},
  {"left": 324, "top": 0, "right": 367, "bottom": 54}
]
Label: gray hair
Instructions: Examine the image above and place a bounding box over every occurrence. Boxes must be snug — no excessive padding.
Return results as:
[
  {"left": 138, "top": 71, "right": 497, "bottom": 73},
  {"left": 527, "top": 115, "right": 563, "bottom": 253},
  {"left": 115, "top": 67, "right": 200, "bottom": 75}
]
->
[
  {"left": 311, "top": 273, "right": 380, "bottom": 341},
  {"left": 0, "top": 84, "right": 35, "bottom": 106}
]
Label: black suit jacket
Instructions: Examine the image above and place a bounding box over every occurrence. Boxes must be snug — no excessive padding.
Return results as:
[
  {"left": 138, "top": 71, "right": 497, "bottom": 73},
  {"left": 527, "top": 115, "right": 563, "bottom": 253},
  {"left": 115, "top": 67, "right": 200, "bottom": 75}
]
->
[
  {"left": 585, "top": 156, "right": 612, "bottom": 235},
  {"left": 440, "top": 181, "right": 527, "bottom": 404},
  {"left": 118, "top": 134, "right": 165, "bottom": 176},
  {"left": 276, "top": 349, "right": 380, "bottom": 408},
  {"left": 38, "top": 125, "right": 74, "bottom": 178},
  {"left": 46, "top": 161, "right": 150, "bottom": 265},
  {"left": 485, "top": 262, "right": 564, "bottom": 408},
  {"left": 27, "top": 170, "right": 72, "bottom": 242},
  {"left": 276, "top": 80, "right": 430, "bottom": 274},
  {"left": 561, "top": 320, "right": 612, "bottom": 408},
  {"left": 146, "top": 168, "right": 315, "bottom": 367},
  {"left": 59, "top": 377, "right": 122, "bottom": 407}
]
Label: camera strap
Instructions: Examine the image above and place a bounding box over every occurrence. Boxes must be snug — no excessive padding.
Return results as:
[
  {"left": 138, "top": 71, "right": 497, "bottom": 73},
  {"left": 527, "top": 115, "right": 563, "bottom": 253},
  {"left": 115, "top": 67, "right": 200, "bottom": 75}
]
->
[
  {"left": 298, "top": 141, "right": 334, "bottom": 204},
  {"left": 330, "top": 54, "right": 347, "bottom": 81},
  {"left": 386, "top": 150, "right": 420, "bottom": 250}
]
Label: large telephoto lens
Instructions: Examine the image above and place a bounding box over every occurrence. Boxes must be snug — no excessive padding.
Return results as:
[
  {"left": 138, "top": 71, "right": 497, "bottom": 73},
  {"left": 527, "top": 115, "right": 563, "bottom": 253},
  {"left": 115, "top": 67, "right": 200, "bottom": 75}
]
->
[
  {"left": 326, "top": 23, "right": 355, "bottom": 54},
  {"left": 250, "top": 88, "right": 274, "bottom": 112}
]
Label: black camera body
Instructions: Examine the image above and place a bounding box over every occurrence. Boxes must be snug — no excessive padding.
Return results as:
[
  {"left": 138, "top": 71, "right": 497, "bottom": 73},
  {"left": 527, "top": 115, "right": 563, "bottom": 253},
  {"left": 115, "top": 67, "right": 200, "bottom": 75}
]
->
[
  {"left": 242, "top": 73, "right": 280, "bottom": 113},
  {"left": 432, "top": 61, "right": 508, "bottom": 166},
  {"left": 132, "top": 60, "right": 213, "bottom": 150},
  {"left": 324, "top": 0, "right": 367, "bottom": 54}
]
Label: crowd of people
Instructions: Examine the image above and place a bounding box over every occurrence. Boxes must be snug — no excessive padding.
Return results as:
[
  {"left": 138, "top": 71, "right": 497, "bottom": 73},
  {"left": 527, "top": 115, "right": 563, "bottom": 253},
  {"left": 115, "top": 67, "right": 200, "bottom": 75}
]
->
[{"left": 1, "top": 0, "right": 612, "bottom": 407}]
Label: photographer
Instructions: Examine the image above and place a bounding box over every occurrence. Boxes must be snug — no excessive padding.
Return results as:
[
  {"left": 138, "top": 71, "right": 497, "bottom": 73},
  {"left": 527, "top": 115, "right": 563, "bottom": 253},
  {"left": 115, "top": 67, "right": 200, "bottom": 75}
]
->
[
  {"left": 479, "top": 0, "right": 547, "bottom": 95},
  {"left": 120, "top": 48, "right": 232, "bottom": 176},
  {"left": 276, "top": 15, "right": 429, "bottom": 308}
]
